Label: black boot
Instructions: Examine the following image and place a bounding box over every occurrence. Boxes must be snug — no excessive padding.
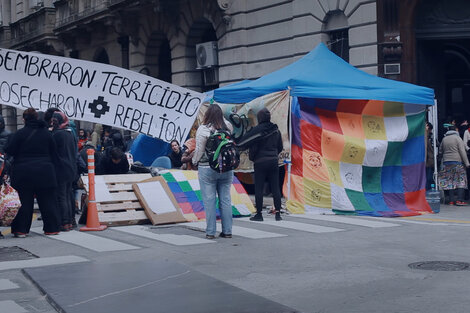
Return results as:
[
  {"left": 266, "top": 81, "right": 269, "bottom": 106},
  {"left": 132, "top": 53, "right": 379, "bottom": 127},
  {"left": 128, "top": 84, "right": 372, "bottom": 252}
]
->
[
  {"left": 250, "top": 213, "right": 263, "bottom": 221},
  {"left": 275, "top": 211, "right": 282, "bottom": 221}
]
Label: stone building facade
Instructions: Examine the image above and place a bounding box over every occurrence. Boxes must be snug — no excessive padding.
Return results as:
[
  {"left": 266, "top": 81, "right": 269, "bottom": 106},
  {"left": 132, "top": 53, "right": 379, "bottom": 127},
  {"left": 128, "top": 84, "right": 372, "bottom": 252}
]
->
[{"left": 0, "top": 0, "right": 469, "bottom": 130}]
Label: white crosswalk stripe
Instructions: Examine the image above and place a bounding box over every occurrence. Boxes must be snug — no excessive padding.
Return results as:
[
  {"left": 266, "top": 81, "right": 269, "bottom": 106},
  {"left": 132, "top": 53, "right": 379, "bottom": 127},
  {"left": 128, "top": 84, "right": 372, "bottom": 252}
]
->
[
  {"left": 0, "top": 279, "right": 19, "bottom": 291},
  {"left": 292, "top": 214, "right": 400, "bottom": 228},
  {"left": 30, "top": 228, "right": 140, "bottom": 252},
  {"left": 112, "top": 225, "right": 216, "bottom": 245},
  {"left": 184, "top": 221, "right": 287, "bottom": 239},
  {"left": 0, "top": 256, "right": 88, "bottom": 271},
  {"left": 239, "top": 217, "right": 344, "bottom": 233},
  {"left": 0, "top": 300, "right": 27, "bottom": 313}
]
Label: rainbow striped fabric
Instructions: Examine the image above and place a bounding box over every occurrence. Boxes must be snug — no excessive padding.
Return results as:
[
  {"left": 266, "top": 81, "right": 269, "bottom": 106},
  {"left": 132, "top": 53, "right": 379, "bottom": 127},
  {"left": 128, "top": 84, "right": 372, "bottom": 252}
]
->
[
  {"left": 161, "top": 170, "right": 255, "bottom": 221},
  {"left": 283, "top": 97, "right": 433, "bottom": 217}
]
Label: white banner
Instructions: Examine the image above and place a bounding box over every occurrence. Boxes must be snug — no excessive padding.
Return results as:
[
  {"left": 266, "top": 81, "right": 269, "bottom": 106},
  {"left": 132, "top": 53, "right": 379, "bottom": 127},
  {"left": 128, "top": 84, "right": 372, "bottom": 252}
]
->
[{"left": 0, "top": 48, "right": 204, "bottom": 144}]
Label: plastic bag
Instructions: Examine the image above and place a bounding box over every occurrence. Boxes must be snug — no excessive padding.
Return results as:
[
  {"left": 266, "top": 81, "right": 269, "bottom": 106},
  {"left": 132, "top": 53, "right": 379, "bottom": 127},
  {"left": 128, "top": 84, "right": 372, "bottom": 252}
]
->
[{"left": 0, "top": 183, "right": 21, "bottom": 226}]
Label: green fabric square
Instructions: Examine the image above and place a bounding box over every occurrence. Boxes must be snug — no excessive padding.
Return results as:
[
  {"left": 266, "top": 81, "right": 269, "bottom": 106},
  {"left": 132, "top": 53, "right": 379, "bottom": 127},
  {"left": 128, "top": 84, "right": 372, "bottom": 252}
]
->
[
  {"left": 195, "top": 190, "right": 202, "bottom": 200},
  {"left": 161, "top": 172, "right": 176, "bottom": 182},
  {"left": 383, "top": 101, "right": 404, "bottom": 117},
  {"left": 344, "top": 189, "right": 374, "bottom": 212},
  {"left": 383, "top": 141, "right": 403, "bottom": 166},
  {"left": 178, "top": 181, "right": 192, "bottom": 192},
  {"left": 406, "top": 112, "right": 425, "bottom": 138},
  {"left": 362, "top": 166, "right": 382, "bottom": 193}
]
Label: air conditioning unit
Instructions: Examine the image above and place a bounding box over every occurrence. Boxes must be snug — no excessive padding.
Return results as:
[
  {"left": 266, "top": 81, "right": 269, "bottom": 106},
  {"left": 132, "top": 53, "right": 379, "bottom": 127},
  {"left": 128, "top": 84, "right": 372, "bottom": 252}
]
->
[
  {"left": 384, "top": 63, "right": 400, "bottom": 75},
  {"left": 203, "top": 68, "right": 219, "bottom": 86},
  {"left": 196, "top": 41, "right": 218, "bottom": 69}
]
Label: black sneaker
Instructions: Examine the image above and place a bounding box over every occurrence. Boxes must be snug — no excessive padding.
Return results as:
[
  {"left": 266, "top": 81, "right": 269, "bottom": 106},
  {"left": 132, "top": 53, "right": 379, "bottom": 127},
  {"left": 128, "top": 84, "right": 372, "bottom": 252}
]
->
[
  {"left": 206, "top": 234, "right": 215, "bottom": 239},
  {"left": 249, "top": 213, "right": 263, "bottom": 221},
  {"left": 219, "top": 233, "right": 232, "bottom": 238},
  {"left": 275, "top": 212, "right": 282, "bottom": 221}
]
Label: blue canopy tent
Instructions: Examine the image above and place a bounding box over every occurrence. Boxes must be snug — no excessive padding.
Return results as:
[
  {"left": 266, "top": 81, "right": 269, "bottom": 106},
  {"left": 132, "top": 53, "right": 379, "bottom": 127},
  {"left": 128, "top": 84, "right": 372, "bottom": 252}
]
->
[
  {"left": 212, "top": 43, "right": 434, "bottom": 105},
  {"left": 210, "top": 43, "right": 437, "bottom": 216}
]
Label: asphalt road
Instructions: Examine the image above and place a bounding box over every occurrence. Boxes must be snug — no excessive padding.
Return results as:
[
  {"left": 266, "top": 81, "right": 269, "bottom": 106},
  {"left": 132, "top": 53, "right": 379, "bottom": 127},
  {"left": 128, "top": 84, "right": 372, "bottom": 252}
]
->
[{"left": 1, "top": 204, "right": 470, "bottom": 313}]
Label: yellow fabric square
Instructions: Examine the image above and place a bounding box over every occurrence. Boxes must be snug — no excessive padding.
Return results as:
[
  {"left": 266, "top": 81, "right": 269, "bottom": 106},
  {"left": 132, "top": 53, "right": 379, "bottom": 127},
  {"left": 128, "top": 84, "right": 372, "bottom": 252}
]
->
[
  {"left": 341, "top": 136, "right": 366, "bottom": 164},
  {"left": 321, "top": 130, "right": 345, "bottom": 161},
  {"left": 238, "top": 193, "right": 256, "bottom": 212},
  {"left": 303, "top": 177, "right": 331, "bottom": 209},
  {"left": 286, "top": 199, "right": 305, "bottom": 214},
  {"left": 303, "top": 149, "right": 329, "bottom": 182},
  {"left": 363, "top": 115, "right": 387, "bottom": 140},
  {"left": 383, "top": 101, "right": 404, "bottom": 117},
  {"left": 337, "top": 112, "right": 364, "bottom": 139},
  {"left": 183, "top": 170, "right": 198, "bottom": 180},
  {"left": 324, "top": 159, "right": 342, "bottom": 187}
]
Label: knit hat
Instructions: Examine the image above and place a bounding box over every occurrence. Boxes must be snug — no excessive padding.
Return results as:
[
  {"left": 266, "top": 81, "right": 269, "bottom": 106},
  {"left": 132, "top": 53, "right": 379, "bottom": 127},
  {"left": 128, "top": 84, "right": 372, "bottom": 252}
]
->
[{"left": 257, "top": 108, "right": 271, "bottom": 123}]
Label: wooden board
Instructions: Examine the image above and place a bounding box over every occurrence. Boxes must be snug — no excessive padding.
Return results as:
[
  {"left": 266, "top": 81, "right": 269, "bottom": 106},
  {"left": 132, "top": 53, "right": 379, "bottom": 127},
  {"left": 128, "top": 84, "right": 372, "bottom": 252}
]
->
[
  {"left": 80, "top": 174, "right": 152, "bottom": 226},
  {"left": 132, "top": 176, "right": 187, "bottom": 225}
]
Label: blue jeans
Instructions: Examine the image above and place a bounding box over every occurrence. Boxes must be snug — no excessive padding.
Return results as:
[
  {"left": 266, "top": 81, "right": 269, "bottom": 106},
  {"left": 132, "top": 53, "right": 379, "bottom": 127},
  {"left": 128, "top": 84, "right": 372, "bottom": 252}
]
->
[{"left": 198, "top": 167, "right": 233, "bottom": 236}]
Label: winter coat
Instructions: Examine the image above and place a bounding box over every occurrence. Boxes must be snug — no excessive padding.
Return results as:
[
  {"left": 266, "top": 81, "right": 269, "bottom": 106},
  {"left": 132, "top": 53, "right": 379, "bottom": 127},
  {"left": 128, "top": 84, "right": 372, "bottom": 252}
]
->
[
  {"left": 241, "top": 121, "right": 283, "bottom": 164},
  {"left": 439, "top": 130, "right": 469, "bottom": 167},
  {"left": 91, "top": 124, "right": 103, "bottom": 149},
  {"left": 5, "top": 119, "right": 58, "bottom": 190},
  {"left": 52, "top": 128, "right": 78, "bottom": 183},
  {"left": 99, "top": 154, "right": 129, "bottom": 175},
  {"left": 192, "top": 120, "right": 233, "bottom": 167}
]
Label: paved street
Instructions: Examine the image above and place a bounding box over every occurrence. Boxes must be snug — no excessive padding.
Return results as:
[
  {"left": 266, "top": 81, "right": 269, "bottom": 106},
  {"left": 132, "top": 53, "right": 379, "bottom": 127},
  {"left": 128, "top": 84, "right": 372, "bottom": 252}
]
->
[{"left": 1, "top": 205, "right": 470, "bottom": 313}]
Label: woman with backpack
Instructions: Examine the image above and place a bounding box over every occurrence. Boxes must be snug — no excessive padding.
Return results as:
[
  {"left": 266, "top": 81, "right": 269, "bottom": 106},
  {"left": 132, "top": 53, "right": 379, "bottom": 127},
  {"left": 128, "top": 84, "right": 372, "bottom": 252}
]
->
[
  {"left": 240, "top": 108, "right": 283, "bottom": 221},
  {"left": 192, "top": 104, "right": 234, "bottom": 239}
]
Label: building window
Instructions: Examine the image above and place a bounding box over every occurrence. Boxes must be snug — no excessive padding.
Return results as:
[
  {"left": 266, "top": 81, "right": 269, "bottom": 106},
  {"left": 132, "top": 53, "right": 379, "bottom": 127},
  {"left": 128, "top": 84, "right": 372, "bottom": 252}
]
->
[
  {"left": 323, "top": 10, "right": 349, "bottom": 62},
  {"left": 328, "top": 28, "right": 349, "bottom": 62}
]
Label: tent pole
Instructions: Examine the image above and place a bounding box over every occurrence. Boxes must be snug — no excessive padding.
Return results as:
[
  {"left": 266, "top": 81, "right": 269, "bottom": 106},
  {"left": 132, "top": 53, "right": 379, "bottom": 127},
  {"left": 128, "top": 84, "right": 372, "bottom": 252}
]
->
[
  {"left": 432, "top": 99, "right": 438, "bottom": 190},
  {"left": 286, "top": 88, "right": 293, "bottom": 202}
]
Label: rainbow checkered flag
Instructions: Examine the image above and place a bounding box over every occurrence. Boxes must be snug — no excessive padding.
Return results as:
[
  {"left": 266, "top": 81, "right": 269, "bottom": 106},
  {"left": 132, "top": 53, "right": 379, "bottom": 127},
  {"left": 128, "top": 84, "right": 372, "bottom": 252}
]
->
[
  {"left": 283, "top": 97, "right": 432, "bottom": 217},
  {"left": 161, "top": 170, "right": 254, "bottom": 221}
]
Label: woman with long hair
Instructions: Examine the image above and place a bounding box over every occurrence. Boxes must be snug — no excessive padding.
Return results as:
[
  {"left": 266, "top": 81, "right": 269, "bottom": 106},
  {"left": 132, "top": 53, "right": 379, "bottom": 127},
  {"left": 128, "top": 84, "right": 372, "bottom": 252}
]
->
[
  {"left": 6, "top": 108, "right": 61, "bottom": 236},
  {"left": 192, "top": 104, "right": 234, "bottom": 239}
]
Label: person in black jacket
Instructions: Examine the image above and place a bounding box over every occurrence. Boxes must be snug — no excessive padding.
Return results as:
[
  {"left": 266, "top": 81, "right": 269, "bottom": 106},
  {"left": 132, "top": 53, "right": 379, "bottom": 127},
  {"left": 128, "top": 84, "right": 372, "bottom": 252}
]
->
[
  {"left": 241, "top": 108, "right": 283, "bottom": 221},
  {"left": 51, "top": 111, "right": 78, "bottom": 231},
  {"left": 99, "top": 147, "right": 129, "bottom": 175},
  {"left": 6, "top": 108, "right": 61, "bottom": 237},
  {"left": 168, "top": 140, "right": 183, "bottom": 168},
  {"left": 0, "top": 115, "right": 11, "bottom": 154}
]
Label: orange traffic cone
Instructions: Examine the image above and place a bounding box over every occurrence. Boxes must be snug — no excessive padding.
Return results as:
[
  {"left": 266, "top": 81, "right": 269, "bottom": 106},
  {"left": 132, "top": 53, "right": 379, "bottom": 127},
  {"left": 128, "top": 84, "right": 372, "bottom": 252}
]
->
[{"left": 80, "top": 149, "right": 107, "bottom": 232}]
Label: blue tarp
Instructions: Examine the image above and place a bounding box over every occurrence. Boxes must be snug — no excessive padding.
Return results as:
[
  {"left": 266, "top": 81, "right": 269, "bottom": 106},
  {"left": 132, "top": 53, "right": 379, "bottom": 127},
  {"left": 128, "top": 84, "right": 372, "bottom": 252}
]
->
[
  {"left": 212, "top": 43, "right": 435, "bottom": 105},
  {"left": 130, "top": 134, "right": 169, "bottom": 166}
]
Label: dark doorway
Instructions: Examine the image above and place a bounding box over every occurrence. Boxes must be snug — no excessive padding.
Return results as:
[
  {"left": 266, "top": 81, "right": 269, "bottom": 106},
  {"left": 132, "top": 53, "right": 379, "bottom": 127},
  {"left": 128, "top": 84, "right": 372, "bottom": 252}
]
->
[{"left": 417, "top": 40, "right": 470, "bottom": 126}]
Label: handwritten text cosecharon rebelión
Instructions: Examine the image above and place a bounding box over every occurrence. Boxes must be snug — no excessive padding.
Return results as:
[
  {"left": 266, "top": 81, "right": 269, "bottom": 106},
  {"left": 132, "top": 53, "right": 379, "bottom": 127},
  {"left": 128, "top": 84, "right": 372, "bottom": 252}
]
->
[{"left": 0, "top": 49, "right": 204, "bottom": 144}]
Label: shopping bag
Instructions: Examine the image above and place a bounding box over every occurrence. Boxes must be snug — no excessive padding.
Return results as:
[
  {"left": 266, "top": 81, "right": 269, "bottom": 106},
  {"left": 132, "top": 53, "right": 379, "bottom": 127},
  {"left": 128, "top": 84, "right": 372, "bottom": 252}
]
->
[{"left": 0, "top": 183, "right": 21, "bottom": 226}]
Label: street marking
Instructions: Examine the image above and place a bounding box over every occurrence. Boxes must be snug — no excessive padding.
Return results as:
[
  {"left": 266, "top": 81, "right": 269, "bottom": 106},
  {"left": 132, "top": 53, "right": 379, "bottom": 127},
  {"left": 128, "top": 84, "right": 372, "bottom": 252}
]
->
[
  {"left": 0, "top": 256, "right": 88, "bottom": 271},
  {"left": 239, "top": 217, "right": 344, "bottom": 233},
  {"left": 0, "top": 279, "right": 20, "bottom": 291},
  {"left": 0, "top": 300, "right": 27, "bottom": 313},
  {"left": 31, "top": 228, "right": 140, "bottom": 252},
  {"left": 292, "top": 214, "right": 400, "bottom": 228},
  {"left": 402, "top": 217, "right": 470, "bottom": 224},
  {"left": 113, "top": 225, "right": 215, "bottom": 245},
  {"left": 185, "top": 221, "right": 287, "bottom": 239}
]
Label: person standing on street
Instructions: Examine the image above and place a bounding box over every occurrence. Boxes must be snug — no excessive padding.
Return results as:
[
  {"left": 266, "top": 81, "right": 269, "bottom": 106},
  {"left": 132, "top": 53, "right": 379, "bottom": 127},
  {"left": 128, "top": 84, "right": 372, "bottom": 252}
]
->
[
  {"left": 438, "top": 123, "right": 470, "bottom": 205},
  {"left": 240, "top": 108, "right": 283, "bottom": 221},
  {"left": 192, "top": 104, "right": 234, "bottom": 239},
  {"left": 51, "top": 111, "right": 78, "bottom": 231},
  {"left": 6, "top": 108, "right": 60, "bottom": 237}
]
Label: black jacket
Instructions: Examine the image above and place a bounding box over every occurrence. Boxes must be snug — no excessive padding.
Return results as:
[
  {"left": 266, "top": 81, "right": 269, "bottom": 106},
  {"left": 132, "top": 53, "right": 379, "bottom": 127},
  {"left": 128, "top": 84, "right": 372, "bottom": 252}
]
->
[
  {"left": 99, "top": 154, "right": 129, "bottom": 175},
  {"left": 52, "top": 128, "right": 78, "bottom": 183},
  {"left": 168, "top": 150, "right": 183, "bottom": 168},
  {"left": 0, "top": 116, "right": 11, "bottom": 154},
  {"left": 241, "top": 121, "right": 283, "bottom": 164},
  {"left": 5, "top": 119, "right": 58, "bottom": 190}
]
